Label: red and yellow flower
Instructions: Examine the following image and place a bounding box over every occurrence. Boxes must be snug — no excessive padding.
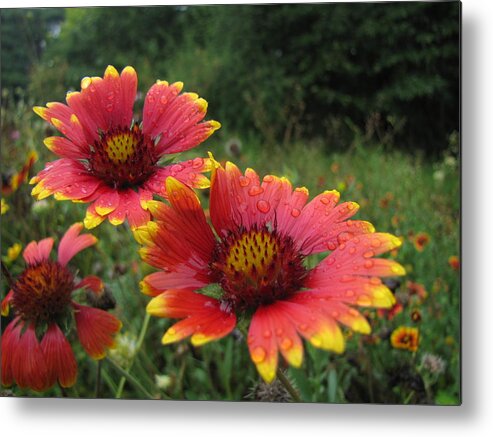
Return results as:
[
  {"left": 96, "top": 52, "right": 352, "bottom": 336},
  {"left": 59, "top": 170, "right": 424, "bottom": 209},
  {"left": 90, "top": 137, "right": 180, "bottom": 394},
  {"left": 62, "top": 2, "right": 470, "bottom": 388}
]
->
[
  {"left": 31, "top": 65, "right": 220, "bottom": 229},
  {"left": 377, "top": 301, "right": 403, "bottom": 321},
  {"left": 448, "top": 255, "right": 460, "bottom": 271},
  {"left": 136, "top": 159, "right": 405, "bottom": 383},
  {"left": 413, "top": 232, "right": 430, "bottom": 252},
  {"left": 1, "top": 223, "right": 121, "bottom": 391},
  {"left": 390, "top": 326, "right": 419, "bottom": 352},
  {"left": 1, "top": 151, "right": 38, "bottom": 197}
]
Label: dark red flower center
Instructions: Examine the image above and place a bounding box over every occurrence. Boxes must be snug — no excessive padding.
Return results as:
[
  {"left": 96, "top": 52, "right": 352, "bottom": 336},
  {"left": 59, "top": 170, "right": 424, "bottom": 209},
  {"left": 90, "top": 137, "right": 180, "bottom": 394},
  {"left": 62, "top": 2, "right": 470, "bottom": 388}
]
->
[
  {"left": 210, "top": 225, "right": 307, "bottom": 312},
  {"left": 89, "top": 125, "right": 158, "bottom": 189},
  {"left": 12, "top": 261, "right": 75, "bottom": 325}
]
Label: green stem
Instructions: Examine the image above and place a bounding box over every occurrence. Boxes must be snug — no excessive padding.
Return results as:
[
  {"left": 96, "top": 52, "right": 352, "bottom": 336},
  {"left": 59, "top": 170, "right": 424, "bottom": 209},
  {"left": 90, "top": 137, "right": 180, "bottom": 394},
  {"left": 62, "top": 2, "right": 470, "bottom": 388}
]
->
[
  {"left": 106, "top": 358, "right": 155, "bottom": 399},
  {"left": 276, "top": 368, "right": 302, "bottom": 403},
  {"left": 95, "top": 360, "right": 102, "bottom": 398},
  {"left": 115, "top": 311, "right": 151, "bottom": 398}
]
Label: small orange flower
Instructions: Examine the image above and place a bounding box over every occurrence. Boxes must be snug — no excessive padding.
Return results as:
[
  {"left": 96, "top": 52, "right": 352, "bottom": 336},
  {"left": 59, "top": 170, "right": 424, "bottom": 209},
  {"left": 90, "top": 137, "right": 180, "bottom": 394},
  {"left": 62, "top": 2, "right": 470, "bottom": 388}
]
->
[
  {"left": 406, "top": 281, "right": 428, "bottom": 302},
  {"left": 390, "top": 326, "right": 419, "bottom": 352},
  {"left": 377, "top": 302, "right": 403, "bottom": 320},
  {"left": 448, "top": 255, "right": 460, "bottom": 271},
  {"left": 1, "top": 151, "right": 38, "bottom": 196},
  {"left": 413, "top": 232, "right": 430, "bottom": 252},
  {"left": 379, "top": 192, "right": 394, "bottom": 209},
  {"left": 330, "top": 162, "right": 340, "bottom": 174}
]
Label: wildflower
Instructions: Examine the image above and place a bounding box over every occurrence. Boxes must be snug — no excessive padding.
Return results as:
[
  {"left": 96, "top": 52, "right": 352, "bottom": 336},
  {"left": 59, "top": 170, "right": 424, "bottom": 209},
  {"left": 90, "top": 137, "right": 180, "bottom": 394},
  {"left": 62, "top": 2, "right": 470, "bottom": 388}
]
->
[
  {"left": 390, "top": 326, "right": 419, "bottom": 352},
  {"left": 448, "top": 255, "right": 460, "bottom": 271},
  {"left": 1, "top": 198, "right": 9, "bottom": 215},
  {"left": 420, "top": 353, "right": 446, "bottom": 376},
  {"left": 1, "top": 151, "right": 38, "bottom": 196},
  {"left": 410, "top": 309, "right": 422, "bottom": 323},
  {"left": 224, "top": 137, "right": 243, "bottom": 159},
  {"left": 413, "top": 232, "right": 430, "bottom": 252},
  {"left": 330, "top": 162, "right": 340, "bottom": 174},
  {"left": 4, "top": 243, "right": 22, "bottom": 263},
  {"left": 377, "top": 301, "right": 403, "bottom": 320},
  {"left": 108, "top": 332, "right": 138, "bottom": 368},
  {"left": 1, "top": 223, "right": 121, "bottom": 391},
  {"left": 379, "top": 192, "right": 394, "bottom": 209},
  {"left": 406, "top": 281, "right": 428, "bottom": 302},
  {"left": 137, "top": 160, "right": 405, "bottom": 383},
  {"left": 31, "top": 65, "right": 220, "bottom": 229}
]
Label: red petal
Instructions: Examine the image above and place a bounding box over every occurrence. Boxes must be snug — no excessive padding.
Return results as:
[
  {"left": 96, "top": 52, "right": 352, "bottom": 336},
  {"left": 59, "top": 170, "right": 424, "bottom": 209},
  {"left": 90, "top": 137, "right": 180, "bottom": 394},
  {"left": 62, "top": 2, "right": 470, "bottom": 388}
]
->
[
  {"left": 44, "top": 136, "right": 90, "bottom": 159},
  {"left": 58, "top": 223, "right": 98, "bottom": 266},
  {"left": 74, "top": 303, "right": 122, "bottom": 360},
  {"left": 107, "top": 188, "right": 150, "bottom": 228},
  {"left": 147, "top": 290, "right": 236, "bottom": 347},
  {"left": 1, "top": 289, "right": 14, "bottom": 316},
  {"left": 75, "top": 275, "right": 104, "bottom": 294},
  {"left": 1, "top": 318, "right": 22, "bottom": 387},
  {"left": 23, "top": 238, "right": 54, "bottom": 266},
  {"left": 41, "top": 323, "right": 78, "bottom": 388},
  {"left": 11, "top": 322, "right": 51, "bottom": 391}
]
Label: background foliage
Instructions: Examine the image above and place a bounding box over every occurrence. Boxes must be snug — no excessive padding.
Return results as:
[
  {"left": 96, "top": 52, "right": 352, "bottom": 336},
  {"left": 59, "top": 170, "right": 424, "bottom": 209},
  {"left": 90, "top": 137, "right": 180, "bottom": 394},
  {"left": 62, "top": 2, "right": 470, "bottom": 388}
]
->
[{"left": 1, "top": 2, "right": 460, "bottom": 404}]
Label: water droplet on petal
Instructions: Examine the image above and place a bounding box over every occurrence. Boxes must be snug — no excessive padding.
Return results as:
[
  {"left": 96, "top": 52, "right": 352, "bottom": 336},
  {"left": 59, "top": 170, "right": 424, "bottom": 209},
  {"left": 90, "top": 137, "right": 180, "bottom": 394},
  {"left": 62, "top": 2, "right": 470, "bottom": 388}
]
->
[
  {"left": 257, "top": 200, "right": 270, "bottom": 213},
  {"left": 345, "top": 289, "right": 355, "bottom": 297},
  {"left": 281, "top": 338, "right": 293, "bottom": 350},
  {"left": 263, "top": 175, "right": 274, "bottom": 183},
  {"left": 106, "top": 103, "right": 114, "bottom": 112},
  {"left": 363, "top": 250, "right": 374, "bottom": 258},
  {"left": 248, "top": 186, "right": 264, "bottom": 196},
  {"left": 192, "top": 157, "right": 203, "bottom": 169},
  {"left": 320, "top": 196, "right": 330, "bottom": 205},
  {"left": 291, "top": 208, "right": 301, "bottom": 218},
  {"left": 371, "top": 239, "right": 382, "bottom": 248},
  {"left": 364, "top": 260, "right": 374, "bottom": 269},
  {"left": 239, "top": 176, "right": 250, "bottom": 187},
  {"left": 275, "top": 328, "right": 283, "bottom": 337},
  {"left": 251, "top": 346, "right": 266, "bottom": 363},
  {"left": 263, "top": 330, "right": 272, "bottom": 338},
  {"left": 349, "top": 247, "right": 356, "bottom": 254}
]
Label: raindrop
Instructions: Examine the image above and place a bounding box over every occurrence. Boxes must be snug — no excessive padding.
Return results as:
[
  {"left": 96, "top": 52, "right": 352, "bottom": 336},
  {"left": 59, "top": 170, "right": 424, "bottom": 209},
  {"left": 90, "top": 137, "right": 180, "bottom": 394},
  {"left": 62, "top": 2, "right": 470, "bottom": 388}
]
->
[
  {"left": 251, "top": 346, "right": 266, "bottom": 363},
  {"left": 248, "top": 186, "right": 264, "bottom": 196},
  {"left": 239, "top": 176, "right": 250, "bottom": 187},
  {"left": 257, "top": 200, "right": 270, "bottom": 213},
  {"left": 291, "top": 208, "right": 301, "bottom": 218},
  {"left": 363, "top": 251, "right": 374, "bottom": 258}
]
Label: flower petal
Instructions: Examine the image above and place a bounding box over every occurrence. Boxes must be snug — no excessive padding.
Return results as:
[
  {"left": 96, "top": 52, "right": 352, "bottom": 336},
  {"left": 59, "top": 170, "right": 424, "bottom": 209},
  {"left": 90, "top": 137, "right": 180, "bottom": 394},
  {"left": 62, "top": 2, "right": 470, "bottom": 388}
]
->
[
  {"left": 23, "top": 238, "right": 54, "bottom": 266},
  {"left": 41, "top": 323, "right": 78, "bottom": 388},
  {"left": 73, "top": 303, "right": 122, "bottom": 360},
  {"left": 11, "top": 322, "right": 51, "bottom": 391},
  {"left": 58, "top": 222, "right": 98, "bottom": 266},
  {"left": 43, "top": 136, "right": 90, "bottom": 160},
  {"left": 143, "top": 156, "right": 212, "bottom": 197},
  {"left": 148, "top": 290, "right": 236, "bottom": 347},
  {"left": 1, "top": 290, "right": 14, "bottom": 316},
  {"left": 74, "top": 275, "right": 104, "bottom": 294},
  {"left": 107, "top": 188, "right": 150, "bottom": 228},
  {"left": 1, "top": 317, "right": 22, "bottom": 387}
]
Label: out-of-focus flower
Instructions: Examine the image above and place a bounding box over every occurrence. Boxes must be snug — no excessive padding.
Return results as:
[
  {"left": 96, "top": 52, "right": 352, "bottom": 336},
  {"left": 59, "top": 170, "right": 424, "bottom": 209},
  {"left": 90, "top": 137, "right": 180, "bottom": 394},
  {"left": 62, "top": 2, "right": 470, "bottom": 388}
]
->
[
  {"left": 330, "top": 162, "right": 340, "bottom": 174},
  {"left": 444, "top": 155, "right": 457, "bottom": 167},
  {"left": 10, "top": 130, "right": 20, "bottom": 141},
  {"left": 31, "top": 199, "right": 51, "bottom": 214},
  {"left": 108, "top": 332, "right": 138, "bottom": 368},
  {"left": 4, "top": 243, "right": 22, "bottom": 263},
  {"left": 413, "top": 232, "right": 430, "bottom": 252},
  {"left": 420, "top": 352, "right": 446, "bottom": 376},
  {"left": 448, "top": 255, "right": 460, "bottom": 271},
  {"left": 377, "top": 302, "right": 404, "bottom": 320},
  {"left": 406, "top": 281, "right": 428, "bottom": 302},
  {"left": 1, "top": 198, "right": 9, "bottom": 215},
  {"left": 1, "top": 151, "right": 38, "bottom": 196},
  {"left": 433, "top": 169, "right": 445, "bottom": 183},
  {"left": 154, "top": 374, "right": 173, "bottom": 390},
  {"left": 31, "top": 65, "right": 220, "bottom": 229},
  {"left": 390, "top": 326, "right": 419, "bottom": 352},
  {"left": 444, "top": 336, "right": 455, "bottom": 347},
  {"left": 1, "top": 223, "right": 121, "bottom": 391},
  {"left": 379, "top": 192, "right": 394, "bottom": 209},
  {"left": 136, "top": 158, "right": 405, "bottom": 383},
  {"left": 410, "top": 309, "right": 422, "bottom": 323},
  {"left": 224, "top": 138, "right": 243, "bottom": 159}
]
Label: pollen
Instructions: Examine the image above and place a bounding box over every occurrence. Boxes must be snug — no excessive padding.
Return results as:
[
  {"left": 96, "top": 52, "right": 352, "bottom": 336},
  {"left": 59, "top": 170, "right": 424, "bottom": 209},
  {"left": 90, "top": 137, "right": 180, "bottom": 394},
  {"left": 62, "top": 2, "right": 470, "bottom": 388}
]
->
[{"left": 211, "top": 225, "right": 307, "bottom": 311}]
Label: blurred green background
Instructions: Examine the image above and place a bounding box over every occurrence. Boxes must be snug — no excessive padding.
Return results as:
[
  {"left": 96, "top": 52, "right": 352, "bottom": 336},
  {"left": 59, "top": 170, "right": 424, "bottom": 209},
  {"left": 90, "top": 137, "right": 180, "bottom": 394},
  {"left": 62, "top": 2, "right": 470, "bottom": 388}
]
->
[{"left": 1, "top": 2, "right": 460, "bottom": 404}]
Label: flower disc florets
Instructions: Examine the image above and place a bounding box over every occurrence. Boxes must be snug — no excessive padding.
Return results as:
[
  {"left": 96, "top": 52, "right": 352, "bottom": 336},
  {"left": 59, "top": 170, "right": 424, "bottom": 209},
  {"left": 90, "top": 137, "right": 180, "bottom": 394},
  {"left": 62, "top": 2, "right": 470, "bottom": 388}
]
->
[
  {"left": 12, "top": 261, "right": 74, "bottom": 325},
  {"left": 210, "top": 225, "right": 307, "bottom": 311}
]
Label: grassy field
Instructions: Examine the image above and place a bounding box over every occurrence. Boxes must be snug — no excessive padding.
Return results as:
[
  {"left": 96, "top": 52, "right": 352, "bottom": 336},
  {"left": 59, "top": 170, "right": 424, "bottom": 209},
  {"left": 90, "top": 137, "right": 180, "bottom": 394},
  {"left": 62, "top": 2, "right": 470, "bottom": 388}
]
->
[{"left": 1, "top": 91, "right": 460, "bottom": 404}]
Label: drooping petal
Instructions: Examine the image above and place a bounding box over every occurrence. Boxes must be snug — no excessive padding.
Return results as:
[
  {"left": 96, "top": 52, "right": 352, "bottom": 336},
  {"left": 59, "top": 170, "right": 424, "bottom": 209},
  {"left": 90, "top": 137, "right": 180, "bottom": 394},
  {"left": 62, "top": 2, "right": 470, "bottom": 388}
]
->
[
  {"left": 74, "top": 275, "right": 104, "bottom": 294},
  {"left": 58, "top": 222, "right": 98, "bottom": 266},
  {"left": 11, "top": 322, "right": 51, "bottom": 391},
  {"left": 1, "top": 290, "right": 14, "bottom": 316},
  {"left": 1, "top": 317, "right": 22, "bottom": 387},
  {"left": 143, "top": 156, "right": 212, "bottom": 198},
  {"left": 23, "top": 237, "right": 54, "bottom": 266},
  {"left": 41, "top": 323, "right": 78, "bottom": 388},
  {"left": 73, "top": 303, "right": 122, "bottom": 360},
  {"left": 148, "top": 290, "right": 236, "bottom": 347}
]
